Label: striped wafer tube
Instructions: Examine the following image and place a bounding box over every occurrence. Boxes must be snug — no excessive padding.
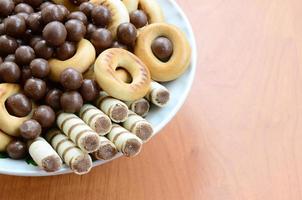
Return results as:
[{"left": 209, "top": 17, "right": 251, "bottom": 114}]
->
[
  {"left": 79, "top": 104, "right": 112, "bottom": 135},
  {"left": 145, "top": 81, "right": 170, "bottom": 107},
  {"left": 95, "top": 91, "right": 129, "bottom": 123},
  {"left": 57, "top": 113, "right": 101, "bottom": 153},
  {"left": 46, "top": 129, "right": 93, "bottom": 175},
  {"left": 125, "top": 98, "right": 150, "bottom": 117},
  {"left": 107, "top": 124, "right": 143, "bottom": 157},
  {"left": 122, "top": 111, "right": 153, "bottom": 142},
  {"left": 0, "top": 131, "right": 12, "bottom": 152},
  {"left": 92, "top": 136, "right": 117, "bottom": 160},
  {"left": 28, "top": 137, "right": 62, "bottom": 172}
]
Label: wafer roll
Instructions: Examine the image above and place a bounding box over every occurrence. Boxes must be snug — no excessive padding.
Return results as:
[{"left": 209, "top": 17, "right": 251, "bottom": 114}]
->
[
  {"left": 122, "top": 111, "right": 153, "bottom": 142},
  {"left": 95, "top": 91, "right": 128, "bottom": 123},
  {"left": 125, "top": 98, "right": 150, "bottom": 117},
  {"left": 92, "top": 136, "right": 117, "bottom": 160},
  {"left": 46, "top": 129, "right": 93, "bottom": 175},
  {"left": 145, "top": 81, "right": 170, "bottom": 107},
  {"left": 57, "top": 113, "right": 101, "bottom": 153},
  {"left": 28, "top": 137, "right": 62, "bottom": 172},
  {"left": 79, "top": 104, "right": 112, "bottom": 136},
  {"left": 107, "top": 124, "right": 143, "bottom": 157},
  {"left": 0, "top": 131, "right": 13, "bottom": 152}
]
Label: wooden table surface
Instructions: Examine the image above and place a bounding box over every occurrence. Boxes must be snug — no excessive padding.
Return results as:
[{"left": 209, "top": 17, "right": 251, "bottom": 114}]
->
[{"left": 1, "top": 0, "right": 302, "bottom": 199}]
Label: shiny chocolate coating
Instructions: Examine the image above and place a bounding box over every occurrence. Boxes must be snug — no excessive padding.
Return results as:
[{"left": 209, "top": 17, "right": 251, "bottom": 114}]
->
[
  {"left": 24, "top": 78, "right": 47, "bottom": 100},
  {"left": 60, "top": 91, "right": 83, "bottom": 113},
  {"left": 0, "top": 35, "right": 18, "bottom": 55},
  {"left": 33, "top": 40, "right": 54, "bottom": 59},
  {"left": 55, "top": 41, "right": 76, "bottom": 60},
  {"left": 15, "top": 46, "right": 35, "bottom": 65},
  {"left": 26, "top": 12, "right": 42, "bottom": 33},
  {"left": 112, "top": 41, "right": 128, "bottom": 50},
  {"left": 67, "top": 11, "right": 88, "bottom": 25},
  {"left": 91, "top": 5, "right": 111, "bottom": 27},
  {"left": 80, "top": 79, "right": 99, "bottom": 101},
  {"left": 45, "top": 88, "right": 62, "bottom": 110},
  {"left": 5, "top": 93, "right": 32, "bottom": 117},
  {"left": 43, "top": 21, "right": 67, "bottom": 47},
  {"left": 14, "top": 3, "right": 34, "bottom": 14},
  {"left": 4, "top": 54, "right": 16, "bottom": 62},
  {"left": 57, "top": 5, "right": 70, "bottom": 21},
  {"left": 117, "top": 22, "right": 137, "bottom": 46},
  {"left": 32, "top": 105, "right": 55, "bottom": 128},
  {"left": 4, "top": 15, "right": 27, "bottom": 38},
  {"left": 0, "top": 61, "right": 21, "bottom": 83},
  {"left": 65, "top": 19, "right": 86, "bottom": 42},
  {"left": 79, "top": 2, "right": 94, "bottom": 18},
  {"left": 60, "top": 68, "right": 83, "bottom": 90},
  {"left": 29, "top": 35, "right": 42, "bottom": 47},
  {"left": 86, "top": 23, "right": 96, "bottom": 38},
  {"left": 19, "top": 119, "right": 42, "bottom": 140},
  {"left": 151, "top": 37, "right": 173, "bottom": 61},
  {"left": 24, "top": 0, "right": 43, "bottom": 8},
  {"left": 90, "top": 28, "right": 113, "bottom": 50},
  {"left": 16, "top": 12, "right": 29, "bottom": 20},
  {"left": 0, "top": 0, "right": 15, "bottom": 18},
  {"left": 130, "top": 10, "right": 148, "bottom": 29},
  {"left": 29, "top": 58, "right": 49, "bottom": 78},
  {"left": 39, "top": 1, "right": 53, "bottom": 10},
  {"left": 41, "top": 4, "right": 65, "bottom": 24},
  {"left": 20, "top": 66, "right": 32, "bottom": 84},
  {"left": 6, "top": 141, "right": 27, "bottom": 159}
]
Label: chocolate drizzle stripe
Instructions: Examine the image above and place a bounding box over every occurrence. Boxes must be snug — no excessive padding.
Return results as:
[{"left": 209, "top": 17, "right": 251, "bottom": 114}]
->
[
  {"left": 60, "top": 116, "right": 78, "bottom": 130},
  {"left": 67, "top": 123, "right": 83, "bottom": 137},
  {"left": 62, "top": 146, "right": 76, "bottom": 161},
  {"left": 112, "top": 131, "right": 129, "bottom": 144},
  {"left": 87, "top": 113, "right": 101, "bottom": 126},
  {"left": 55, "top": 138, "right": 70, "bottom": 152},
  {"left": 80, "top": 107, "right": 95, "bottom": 118},
  {"left": 48, "top": 130, "right": 61, "bottom": 142},
  {"left": 75, "top": 130, "right": 95, "bottom": 147}
]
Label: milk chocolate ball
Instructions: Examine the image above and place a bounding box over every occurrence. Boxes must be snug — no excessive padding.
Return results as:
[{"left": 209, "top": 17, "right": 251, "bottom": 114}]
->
[
  {"left": 79, "top": 2, "right": 94, "bottom": 18},
  {"left": 90, "top": 28, "right": 113, "bottom": 50},
  {"left": 65, "top": 19, "right": 86, "bottom": 42},
  {"left": 5, "top": 93, "right": 32, "bottom": 117},
  {"left": 151, "top": 37, "right": 173, "bottom": 61},
  {"left": 6, "top": 141, "right": 27, "bottom": 159},
  {"left": 91, "top": 5, "right": 111, "bottom": 27},
  {"left": 60, "top": 91, "right": 83, "bottom": 113},
  {"left": 40, "top": 1, "right": 53, "bottom": 10},
  {"left": 24, "top": 0, "right": 43, "bottom": 8},
  {"left": 67, "top": 11, "right": 88, "bottom": 25},
  {"left": 60, "top": 68, "right": 83, "bottom": 90},
  {"left": 32, "top": 105, "right": 55, "bottom": 128},
  {"left": 55, "top": 41, "right": 76, "bottom": 60},
  {"left": 21, "top": 66, "right": 32, "bottom": 84},
  {"left": 45, "top": 89, "right": 62, "bottom": 110},
  {"left": 0, "top": 35, "right": 18, "bottom": 55},
  {"left": 4, "top": 15, "right": 27, "bottom": 38},
  {"left": 0, "top": 0, "right": 15, "bottom": 18},
  {"left": 43, "top": 21, "right": 67, "bottom": 46},
  {"left": 0, "top": 61, "right": 21, "bottom": 83},
  {"left": 24, "top": 78, "right": 47, "bottom": 100},
  {"left": 80, "top": 79, "right": 99, "bottom": 101},
  {"left": 29, "top": 58, "right": 49, "bottom": 78},
  {"left": 29, "top": 36, "right": 42, "bottom": 47},
  {"left": 34, "top": 40, "right": 54, "bottom": 59},
  {"left": 130, "top": 10, "right": 148, "bottom": 28},
  {"left": 19, "top": 119, "right": 42, "bottom": 140},
  {"left": 26, "top": 12, "right": 43, "bottom": 33},
  {"left": 15, "top": 46, "right": 35, "bottom": 65},
  {"left": 41, "top": 4, "right": 65, "bottom": 23},
  {"left": 14, "top": 3, "right": 34, "bottom": 14},
  {"left": 117, "top": 22, "right": 137, "bottom": 45}
]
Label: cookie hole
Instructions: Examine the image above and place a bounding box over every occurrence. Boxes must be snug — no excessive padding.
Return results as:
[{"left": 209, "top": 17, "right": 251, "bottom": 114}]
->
[
  {"left": 115, "top": 67, "right": 133, "bottom": 83},
  {"left": 151, "top": 36, "right": 173, "bottom": 62}
]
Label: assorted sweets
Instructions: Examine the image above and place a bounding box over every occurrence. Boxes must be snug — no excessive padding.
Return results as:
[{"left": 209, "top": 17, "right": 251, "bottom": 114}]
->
[{"left": 0, "top": 0, "right": 191, "bottom": 175}]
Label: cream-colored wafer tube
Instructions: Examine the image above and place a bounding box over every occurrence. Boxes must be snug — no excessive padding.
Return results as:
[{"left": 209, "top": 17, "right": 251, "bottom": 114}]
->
[
  {"left": 46, "top": 129, "right": 93, "bottom": 175},
  {"left": 145, "top": 81, "right": 170, "bottom": 107},
  {"left": 125, "top": 98, "right": 150, "bottom": 117},
  {"left": 57, "top": 113, "right": 101, "bottom": 153},
  {"left": 122, "top": 110, "right": 153, "bottom": 142},
  {"left": 92, "top": 136, "right": 117, "bottom": 160},
  {"left": 79, "top": 104, "right": 112, "bottom": 136},
  {"left": 95, "top": 91, "right": 129, "bottom": 123},
  {"left": 0, "top": 131, "right": 13, "bottom": 152},
  {"left": 107, "top": 124, "right": 143, "bottom": 157},
  {"left": 28, "top": 137, "right": 62, "bottom": 172}
]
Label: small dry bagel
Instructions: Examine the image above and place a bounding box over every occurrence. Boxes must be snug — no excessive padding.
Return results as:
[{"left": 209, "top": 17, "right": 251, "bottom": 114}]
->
[
  {"left": 134, "top": 23, "right": 191, "bottom": 82},
  {"left": 94, "top": 48, "right": 151, "bottom": 101},
  {"left": 52, "top": 0, "right": 78, "bottom": 11},
  {"left": 48, "top": 39, "right": 96, "bottom": 82},
  {"left": 0, "top": 84, "right": 33, "bottom": 137}
]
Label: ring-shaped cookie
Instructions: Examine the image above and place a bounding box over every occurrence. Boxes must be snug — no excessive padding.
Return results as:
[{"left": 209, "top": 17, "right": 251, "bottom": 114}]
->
[
  {"left": 48, "top": 39, "right": 96, "bottom": 82},
  {"left": 90, "top": 0, "right": 129, "bottom": 38},
  {"left": 52, "top": 0, "right": 78, "bottom": 11},
  {"left": 94, "top": 48, "right": 151, "bottom": 101},
  {"left": 134, "top": 23, "right": 191, "bottom": 82},
  {"left": 0, "top": 84, "right": 33, "bottom": 136}
]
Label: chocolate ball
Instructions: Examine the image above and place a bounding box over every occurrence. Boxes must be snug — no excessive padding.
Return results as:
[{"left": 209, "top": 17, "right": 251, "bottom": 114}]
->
[
  {"left": 45, "top": 88, "right": 62, "bottom": 110},
  {"left": 90, "top": 28, "right": 113, "bottom": 50},
  {"left": 4, "top": 54, "right": 16, "bottom": 62},
  {"left": 65, "top": 19, "right": 86, "bottom": 42},
  {"left": 19, "top": 119, "right": 42, "bottom": 140},
  {"left": 117, "top": 22, "right": 137, "bottom": 46},
  {"left": 32, "top": 105, "right": 55, "bottom": 128},
  {"left": 15, "top": 46, "right": 35, "bottom": 65},
  {"left": 43, "top": 21, "right": 67, "bottom": 47},
  {"left": 29, "top": 35, "right": 42, "bottom": 47},
  {"left": 26, "top": 12, "right": 42, "bottom": 33},
  {"left": 29, "top": 58, "right": 49, "bottom": 78},
  {"left": 130, "top": 10, "right": 148, "bottom": 28},
  {"left": 112, "top": 41, "right": 128, "bottom": 50},
  {"left": 13, "top": 0, "right": 24, "bottom": 4},
  {"left": 0, "top": 62, "right": 21, "bottom": 83},
  {"left": 39, "top": 1, "right": 53, "bottom": 10},
  {"left": 24, "top": 0, "right": 43, "bottom": 8},
  {"left": 151, "top": 37, "right": 173, "bottom": 61},
  {"left": 0, "top": 0, "right": 14, "bottom": 18},
  {"left": 34, "top": 40, "right": 54, "bottom": 59},
  {"left": 41, "top": 4, "right": 64, "bottom": 24},
  {"left": 91, "top": 5, "right": 111, "bottom": 27},
  {"left": 24, "top": 78, "right": 47, "bottom": 100},
  {"left": 60, "top": 68, "right": 83, "bottom": 90},
  {"left": 0, "top": 23, "right": 4, "bottom": 35},
  {"left": 55, "top": 41, "right": 76, "bottom": 60},
  {"left": 4, "top": 15, "right": 27, "bottom": 38},
  {"left": 67, "top": 11, "right": 88, "bottom": 25},
  {"left": 57, "top": 5, "right": 70, "bottom": 20},
  {"left": 68, "top": 0, "right": 88, "bottom": 6},
  {"left": 80, "top": 79, "right": 99, "bottom": 101},
  {"left": 21, "top": 66, "right": 32, "bottom": 84},
  {"left": 79, "top": 2, "right": 94, "bottom": 18},
  {"left": 6, "top": 141, "right": 27, "bottom": 159},
  {"left": 14, "top": 3, "right": 34, "bottom": 14},
  {"left": 16, "top": 12, "right": 29, "bottom": 20},
  {"left": 60, "top": 91, "right": 83, "bottom": 113},
  {"left": 0, "top": 35, "right": 18, "bottom": 55},
  {"left": 86, "top": 23, "right": 96, "bottom": 38},
  {"left": 22, "top": 29, "right": 32, "bottom": 42},
  {"left": 5, "top": 93, "right": 31, "bottom": 117}
]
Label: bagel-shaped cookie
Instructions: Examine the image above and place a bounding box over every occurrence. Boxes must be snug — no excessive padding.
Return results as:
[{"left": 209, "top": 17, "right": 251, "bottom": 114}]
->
[
  {"left": 121, "top": 0, "right": 138, "bottom": 13},
  {"left": 94, "top": 48, "right": 151, "bottom": 101},
  {"left": 48, "top": 39, "right": 96, "bottom": 82},
  {"left": 0, "top": 84, "right": 33, "bottom": 136},
  {"left": 135, "top": 23, "right": 191, "bottom": 82},
  {"left": 52, "top": 0, "right": 78, "bottom": 11},
  {"left": 90, "top": 0, "right": 129, "bottom": 38}
]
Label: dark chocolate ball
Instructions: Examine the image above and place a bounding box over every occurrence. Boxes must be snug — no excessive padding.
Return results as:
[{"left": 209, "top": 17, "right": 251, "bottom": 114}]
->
[
  {"left": 32, "top": 105, "right": 55, "bottom": 128},
  {"left": 26, "top": 12, "right": 43, "bottom": 33},
  {"left": 117, "top": 22, "right": 137, "bottom": 46},
  {"left": 45, "top": 88, "right": 62, "bottom": 110},
  {"left": 4, "top": 54, "right": 16, "bottom": 62},
  {"left": 60, "top": 91, "right": 83, "bottom": 113},
  {"left": 33, "top": 40, "right": 53, "bottom": 59},
  {"left": 60, "top": 68, "right": 83, "bottom": 90},
  {"left": 0, "top": 62, "right": 21, "bottom": 83},
  {"left": 5, "top": 93, "right": 32, "bottom": 117},
  {"left": 112, "top": 41, "right": 128, "bottom": 50},
  {"left": 55, "top": 41, "right": 76, "bottom": 60},
  {"left": 80, "top": 79, "right": 99, "bottom": 101},
  {"left": 15, "top": 46, "right": 35, "bottom": 65},
  {"left": 91, "top": 5, "right": 111, "bottom": 27},
  {"left": 90, "top": 28, "right": 113, "bottom": 50},
  {"left": 20, "top": 66, "right": 32, "bottom": 84},
  {"left": 67, "top": 11, "right": 88, "bottom": 25},
  {"left": 130, "top": 10, "right": 148, "bottom": 28},
  {"left": 24, "top": 78, "right": 47, "bottom": 100},
  {"left": 41, "top": 4, "right": 64, "bottom": 24},
  {"left": 24, "top": 0, "right": 43, "bottom": 8},
  {"left": 151, "top": 37, "right": 173, "bottom": 61},
  {"left": 39, "top": 1, "right": 53, "bottom": 10},
  {"left": 0, "top": 35, "right": 18, "bottom": 55},
  {"left": 65, "top": 19, "right": 86, "bottom": 42},
  {"left": 79, "top": 2, "right": 94, "bottom": 18},
  {"left": 0, "top": 0, "right": 15, "bottom": 18},
  {"left": 43, "top": 21, "right": 67, "bottom": 47},
  {"left": 19, "top": 119, "right": 42, "bottom": 140},
  {"left": 14, "top": 3, "right": 34, "bottom": 14},
  {"left": 68, "top": 0, "right": 88, "bottom": 6},
  {"left": 6, "top": 141, "right": 27, "bottom": 159},
  {"left": 29, "top": 58, "right": 49, "bottom": 78},
  {"left": 29, "top": 35, "right": 42, "bottom": 47},
  {"left": 4, "top": 15, "right": 27, "bottom": 38}
]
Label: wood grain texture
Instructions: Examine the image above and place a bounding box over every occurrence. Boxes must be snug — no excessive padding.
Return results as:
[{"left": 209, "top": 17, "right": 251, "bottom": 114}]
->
[{"left": 1, "top": 0, "right": 302, "bottom": 199}]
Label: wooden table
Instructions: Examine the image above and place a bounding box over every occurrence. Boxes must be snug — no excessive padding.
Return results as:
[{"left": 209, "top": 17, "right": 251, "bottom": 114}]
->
[{"left": 1, "top": 0, "right": 302, "bottom": 199}]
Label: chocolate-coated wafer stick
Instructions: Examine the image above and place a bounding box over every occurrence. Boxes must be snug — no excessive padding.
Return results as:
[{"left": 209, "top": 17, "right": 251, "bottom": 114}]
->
[
  {"left": 0, "top": 131, "right": 12, "bottom": 152},
  {"left": 79, "top": 104, "right": 112, "bottom": 136},
  {"left": 46, "top": 129, "right": 93, "bottom": 175},
  {"left": 92, "top": 136, "right": 117, "bottom": 160},
  {"left": 95, "top": 91, "right": 129, "bottom": 123},
  {"left": 107, "top": 124, "right": 143, "bottom": 157},
  {"left": 125, "top": 98, "right": 150, "bottom": 117},
  {"left": 28, "top": 137, "right": 62, "bottom": 172},
  {"left": 145, "top": 81, "right": 170, "bottom": 107},
  {"left": 57, "top": 113, "right": 101, "bottom": 153}
]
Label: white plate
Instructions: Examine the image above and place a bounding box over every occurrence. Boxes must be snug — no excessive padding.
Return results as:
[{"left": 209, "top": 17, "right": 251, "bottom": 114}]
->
[{"left": 0, "top": 0, "right": 197, "bottom": 176}]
